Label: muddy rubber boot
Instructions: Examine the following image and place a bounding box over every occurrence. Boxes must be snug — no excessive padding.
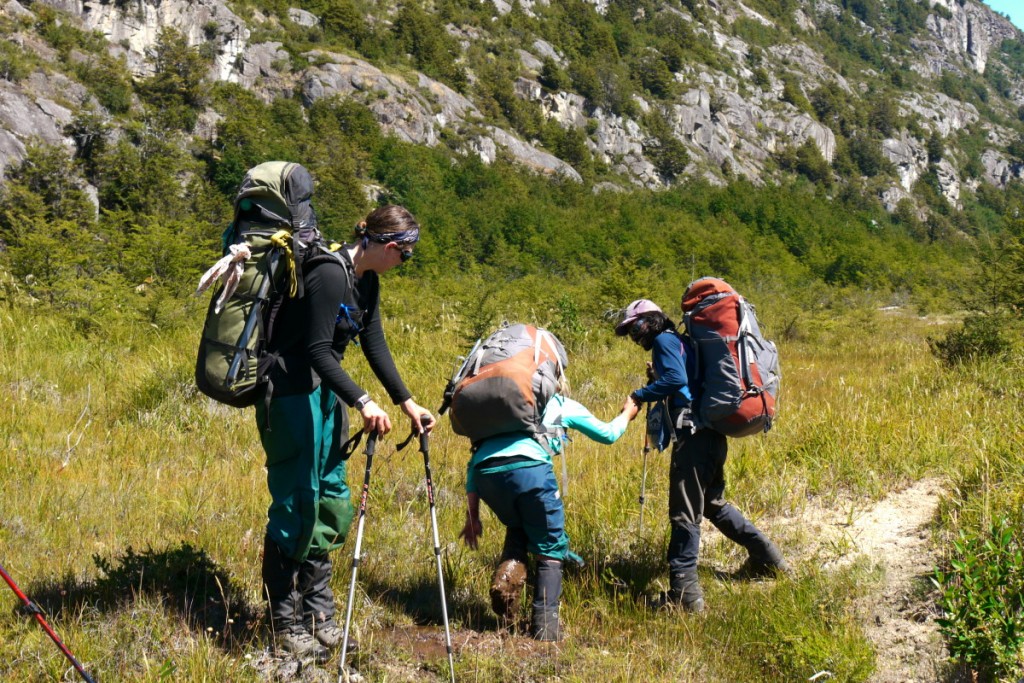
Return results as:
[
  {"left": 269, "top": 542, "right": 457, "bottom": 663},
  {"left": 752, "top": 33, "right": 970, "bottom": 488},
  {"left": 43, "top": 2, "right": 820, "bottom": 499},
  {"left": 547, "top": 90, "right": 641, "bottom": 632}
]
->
[
  {"left": 262, "top": 535, "right": 328, "bottom": 662},
  {"left": 530, "top": 559, "right": 562, "bottom": 642},
  {"left": 490, "top": 529, "right": 529, "bottom": 619},
  {"left": 299, "top": 553, "right": 355, "bottom": 652},
  {"left": 668, "top": 571, "right": 705, "bottom": 613}
]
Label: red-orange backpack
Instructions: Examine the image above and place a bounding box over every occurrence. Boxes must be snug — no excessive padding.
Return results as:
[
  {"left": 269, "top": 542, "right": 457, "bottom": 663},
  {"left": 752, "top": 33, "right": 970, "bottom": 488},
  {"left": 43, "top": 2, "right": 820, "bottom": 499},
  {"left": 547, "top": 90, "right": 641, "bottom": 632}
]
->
[{"left": 681, "top": 277, "right": 780, "bottom": 437}]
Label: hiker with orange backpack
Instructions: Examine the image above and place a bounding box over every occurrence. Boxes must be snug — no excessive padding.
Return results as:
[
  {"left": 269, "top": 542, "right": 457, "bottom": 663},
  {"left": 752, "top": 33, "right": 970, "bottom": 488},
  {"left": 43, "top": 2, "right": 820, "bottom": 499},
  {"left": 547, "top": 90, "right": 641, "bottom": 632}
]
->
[
  {"left": 257, "top": 203, "right": 434, "bottom": 661},
  {"left": 451, "top": 324, "right": 640, "bottom": 641},
  {"left": 615, "top": 298, "right": 788, "bottom": 614}
]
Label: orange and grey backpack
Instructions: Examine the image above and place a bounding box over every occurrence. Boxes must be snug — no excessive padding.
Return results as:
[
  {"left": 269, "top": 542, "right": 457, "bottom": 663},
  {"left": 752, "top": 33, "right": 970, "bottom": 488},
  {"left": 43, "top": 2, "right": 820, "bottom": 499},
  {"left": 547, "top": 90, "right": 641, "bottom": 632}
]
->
[
  {"left": 681, "top": 277, "right": 780, "bottom": 437},
  {"left": 441, "top": 323, "right": 568, "bottom": 450}
]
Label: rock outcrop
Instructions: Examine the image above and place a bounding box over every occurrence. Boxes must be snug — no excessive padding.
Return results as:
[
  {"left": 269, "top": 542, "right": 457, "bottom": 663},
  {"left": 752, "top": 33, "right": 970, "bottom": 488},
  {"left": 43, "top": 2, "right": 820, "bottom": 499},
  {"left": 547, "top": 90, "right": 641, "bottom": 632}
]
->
[
  {"left": 300, "top": 51, "right": 580, "bottom": 179},
  {"left": 919, "top": 0, "right": 1019, "bottom": 74},
  {"left": 982, "top": 148, "right": 1024, "bottom": 188}
]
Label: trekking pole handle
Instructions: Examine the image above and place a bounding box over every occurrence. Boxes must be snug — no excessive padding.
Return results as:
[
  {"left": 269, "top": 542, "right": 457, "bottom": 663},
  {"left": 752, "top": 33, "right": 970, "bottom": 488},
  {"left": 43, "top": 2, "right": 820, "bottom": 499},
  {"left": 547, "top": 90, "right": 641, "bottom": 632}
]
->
[
  {"left": 418, "top": 414, "right": 432, "bottom": 453},
  {"left": 365, "top": 429, "right": 378, "bottom": 456}
]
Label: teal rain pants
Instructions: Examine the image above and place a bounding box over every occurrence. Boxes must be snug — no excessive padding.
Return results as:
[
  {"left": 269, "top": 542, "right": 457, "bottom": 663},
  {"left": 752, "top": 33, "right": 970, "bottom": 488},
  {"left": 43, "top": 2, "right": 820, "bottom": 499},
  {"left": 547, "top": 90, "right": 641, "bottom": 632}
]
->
[{"left": 256, "top": 385, "right": 355, "bottom": 562}]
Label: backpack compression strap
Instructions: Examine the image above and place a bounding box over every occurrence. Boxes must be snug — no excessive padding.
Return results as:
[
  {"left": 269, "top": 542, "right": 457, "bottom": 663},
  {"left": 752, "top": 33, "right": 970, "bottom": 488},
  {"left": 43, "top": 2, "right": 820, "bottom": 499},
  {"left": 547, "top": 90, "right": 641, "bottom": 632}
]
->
[{"left": 270, "top": 230, "right": 298, "bottom": 297}]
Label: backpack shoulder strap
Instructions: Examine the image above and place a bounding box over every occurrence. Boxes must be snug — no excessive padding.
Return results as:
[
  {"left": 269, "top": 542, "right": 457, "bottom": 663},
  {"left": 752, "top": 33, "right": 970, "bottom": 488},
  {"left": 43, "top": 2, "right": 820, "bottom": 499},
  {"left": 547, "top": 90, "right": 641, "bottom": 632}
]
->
[{"left": 303, "top": 242, "right": 356, "bottom": 297}]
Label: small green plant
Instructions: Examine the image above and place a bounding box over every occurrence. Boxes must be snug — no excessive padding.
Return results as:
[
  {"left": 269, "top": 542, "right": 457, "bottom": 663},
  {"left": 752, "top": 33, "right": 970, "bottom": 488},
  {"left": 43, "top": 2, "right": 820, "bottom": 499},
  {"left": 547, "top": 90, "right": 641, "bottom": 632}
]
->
[{"left": 934, "top": 518, "right": 1024, "bottom": 681}]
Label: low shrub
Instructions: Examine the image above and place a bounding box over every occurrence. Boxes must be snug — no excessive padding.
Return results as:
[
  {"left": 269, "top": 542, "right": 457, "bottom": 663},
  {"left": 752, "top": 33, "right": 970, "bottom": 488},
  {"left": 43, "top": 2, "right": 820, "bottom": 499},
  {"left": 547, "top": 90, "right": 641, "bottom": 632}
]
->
[
  {"left": 928, "top": 315, "right": 1011, "bottom": 366},
  {"left": 934, "top": 517, "right": 1024, "bottom": 682}
]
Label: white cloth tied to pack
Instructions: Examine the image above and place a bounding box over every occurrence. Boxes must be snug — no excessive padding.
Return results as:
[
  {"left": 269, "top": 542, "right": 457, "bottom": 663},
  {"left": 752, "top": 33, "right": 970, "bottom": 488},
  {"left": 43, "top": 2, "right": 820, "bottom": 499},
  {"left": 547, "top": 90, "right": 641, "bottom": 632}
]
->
[{"left": 195, "top": 243, "right": 252, "bottom": 314}]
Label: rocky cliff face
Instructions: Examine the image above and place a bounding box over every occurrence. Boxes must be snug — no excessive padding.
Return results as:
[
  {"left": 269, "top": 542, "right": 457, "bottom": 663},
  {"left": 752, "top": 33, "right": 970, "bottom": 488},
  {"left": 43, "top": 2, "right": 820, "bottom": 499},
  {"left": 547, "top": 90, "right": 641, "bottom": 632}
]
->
[
  {"left": 919, "top": 0, "right": 1019, "bottom": 75},
  {"left": 2, "top": 0, "right": 1023, "bottom": 207}
]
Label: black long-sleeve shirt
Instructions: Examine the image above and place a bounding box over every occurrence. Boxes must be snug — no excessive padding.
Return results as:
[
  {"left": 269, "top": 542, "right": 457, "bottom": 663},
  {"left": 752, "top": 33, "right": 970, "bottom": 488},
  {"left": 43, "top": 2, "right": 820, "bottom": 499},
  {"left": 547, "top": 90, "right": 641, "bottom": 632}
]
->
[{"left": 267, "top": 250, "right": 412, "bottom": 406}]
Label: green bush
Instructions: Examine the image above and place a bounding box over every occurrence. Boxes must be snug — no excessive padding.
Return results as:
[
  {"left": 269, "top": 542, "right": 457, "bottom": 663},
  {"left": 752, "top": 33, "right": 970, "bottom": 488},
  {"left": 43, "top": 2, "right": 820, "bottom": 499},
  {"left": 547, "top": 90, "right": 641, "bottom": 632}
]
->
[
  {"left": 0, "top": 40, "right": 32, "bottom": 82},
  {"left": 928, "top": 315, "right": 1011, "bottom": 366},
  {"left": 934, "top": 517, "right": 1024, "bottom": 682}
]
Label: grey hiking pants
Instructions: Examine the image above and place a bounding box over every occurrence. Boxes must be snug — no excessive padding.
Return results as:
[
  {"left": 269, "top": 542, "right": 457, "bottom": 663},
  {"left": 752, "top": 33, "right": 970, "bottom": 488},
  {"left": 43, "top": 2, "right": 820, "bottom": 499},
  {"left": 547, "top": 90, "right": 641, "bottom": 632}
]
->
[{"left": 667, "top": 427, "right": 774, "bottom": 575}]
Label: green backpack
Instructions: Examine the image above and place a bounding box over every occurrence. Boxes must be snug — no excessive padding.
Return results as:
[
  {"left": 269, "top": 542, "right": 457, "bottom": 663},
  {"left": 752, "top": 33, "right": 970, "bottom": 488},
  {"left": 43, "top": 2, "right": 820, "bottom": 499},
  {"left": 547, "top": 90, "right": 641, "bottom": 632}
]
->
[{"left": 195, "top": 161, "right": 340, "bottom": 408}]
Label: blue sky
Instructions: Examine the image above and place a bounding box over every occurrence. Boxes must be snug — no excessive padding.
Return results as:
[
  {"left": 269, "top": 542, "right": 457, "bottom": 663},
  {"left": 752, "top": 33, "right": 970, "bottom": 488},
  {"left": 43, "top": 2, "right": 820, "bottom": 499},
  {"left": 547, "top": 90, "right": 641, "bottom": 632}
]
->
[{"left": 984, "top": 0, "right": 1024, "bottom": 31}]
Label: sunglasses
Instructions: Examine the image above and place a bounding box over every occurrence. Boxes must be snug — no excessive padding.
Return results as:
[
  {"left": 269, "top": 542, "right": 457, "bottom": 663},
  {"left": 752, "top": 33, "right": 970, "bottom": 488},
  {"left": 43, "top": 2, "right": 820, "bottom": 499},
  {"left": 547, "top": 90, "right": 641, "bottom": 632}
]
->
[{"left": 628, "top": 320, "right": 647, "bottom": 343}]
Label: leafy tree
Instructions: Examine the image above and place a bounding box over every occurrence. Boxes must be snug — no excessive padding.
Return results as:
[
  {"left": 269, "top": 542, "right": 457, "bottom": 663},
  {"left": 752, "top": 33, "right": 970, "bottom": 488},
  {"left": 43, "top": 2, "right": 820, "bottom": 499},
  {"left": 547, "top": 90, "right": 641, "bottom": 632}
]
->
[
  {"left": 635, "top": 52, "right": 674, "bottom": 99},
  {"left": 73, "top": 53, "right": 133, "bottom": 114},
  {"left": 392, "top": 2, "right": 466, "bottom": 91},
  {"left": 643, "top": 111, "right": 690, "bottom": 181},
  {"left": 139, "top": 27, "right": 212, "bottom": 131},
  {"left": 0, "top": 143, "right": 95, "bottom": 236},
  {"left": 796, "top": 140, "right": 832, "bottom": 186},
  {"left": 848, "top": 135, "right": 890, "bottom": 177},
  {"left": 66, "top": 109, "right": 111, "bottom": 184},
  {"left": 845, "top": 0, "right": 881, "bottom": 25},
  {"left": 549, "top": 0, "right": 619, "bottom": 60},
  {"left": 93, "top": 119, "right": 198, "bottom": 215},
  {"left": 1007, "top": 135, "right": 1024, "bottom": 162},
  {"left": 868, "top": 97, "right": 898, "bottom": 137},
  {"left": 781, "top": 75, "right": 812, "bottom": 114},
  {"left": 927, "top": 131, "right": 944, "bottom": 164},
  {"left": 541, "top": 121, "right": 592, "bottom": 178},
  {"left": 318, "top": 0, "right": 368, "bottom": 48},
  {"left": 476, "top": 57, "right": 543, "bottom": 138},
  {"left": 539, "top": 57, "right": 570, "bottom": 91}
]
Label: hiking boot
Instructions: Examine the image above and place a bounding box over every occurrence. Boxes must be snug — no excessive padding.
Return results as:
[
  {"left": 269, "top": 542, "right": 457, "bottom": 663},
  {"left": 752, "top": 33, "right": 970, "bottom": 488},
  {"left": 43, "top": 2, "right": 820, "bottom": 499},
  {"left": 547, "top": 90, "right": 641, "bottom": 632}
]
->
[
  {"left": 652, "top": 572, "right": 705, "bottom": 613},
  {"left": 306, "top": 619, "right": 357, "bottom": 653},
  {"left": 490, "top": 557, "right": 528, "bottom": 618},
  {"left": 735, "top": 555, "right": 792, "bottom": 580},
  {"left": 274, "top": 628, "right": 330, "bottom": 663}
]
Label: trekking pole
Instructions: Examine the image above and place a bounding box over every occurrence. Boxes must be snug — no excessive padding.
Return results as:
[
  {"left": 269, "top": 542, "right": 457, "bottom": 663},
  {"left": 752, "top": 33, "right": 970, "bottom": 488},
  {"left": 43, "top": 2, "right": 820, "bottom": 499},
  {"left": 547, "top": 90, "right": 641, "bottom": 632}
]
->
[
  {"left": 639, "top": 403, "right": 651, "bottom": 535},
  {"left": 417, "top": 415, "right": 456, "bottom": 683},
  {"left": 0, "top": 562, "right": 96, "bottom": 683},
  {"left": 339, "top": 430, "right": 378, "bottom": 683}
]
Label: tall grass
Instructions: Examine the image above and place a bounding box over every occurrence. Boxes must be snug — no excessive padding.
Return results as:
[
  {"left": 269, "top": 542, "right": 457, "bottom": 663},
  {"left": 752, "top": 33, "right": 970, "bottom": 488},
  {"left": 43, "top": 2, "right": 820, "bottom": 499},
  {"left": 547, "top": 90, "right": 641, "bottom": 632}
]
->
[{"left": 0, "top": 285, "right": 1017, "bottom": 681}]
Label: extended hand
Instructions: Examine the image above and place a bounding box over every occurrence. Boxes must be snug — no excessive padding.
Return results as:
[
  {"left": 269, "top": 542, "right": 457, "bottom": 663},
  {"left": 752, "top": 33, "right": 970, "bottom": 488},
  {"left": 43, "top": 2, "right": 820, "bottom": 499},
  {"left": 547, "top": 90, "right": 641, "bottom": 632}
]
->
[{"left": 623, "top": 396, "right": 641, "bottom": 421}]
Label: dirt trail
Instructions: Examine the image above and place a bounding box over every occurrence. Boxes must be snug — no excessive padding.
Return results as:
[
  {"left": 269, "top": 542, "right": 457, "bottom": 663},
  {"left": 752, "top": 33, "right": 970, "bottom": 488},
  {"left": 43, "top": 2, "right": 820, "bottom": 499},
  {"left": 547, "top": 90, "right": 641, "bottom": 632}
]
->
[{"left": 794, "top": 478, "right": 949, "bottom": 682}]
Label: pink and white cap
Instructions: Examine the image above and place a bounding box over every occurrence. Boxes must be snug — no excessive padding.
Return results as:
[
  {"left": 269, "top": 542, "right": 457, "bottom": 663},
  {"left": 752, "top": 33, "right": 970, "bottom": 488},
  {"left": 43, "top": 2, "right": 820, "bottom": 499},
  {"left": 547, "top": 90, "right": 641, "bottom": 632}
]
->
[{"left": 615, "top": 299, "right": 663, "bottom": 334}]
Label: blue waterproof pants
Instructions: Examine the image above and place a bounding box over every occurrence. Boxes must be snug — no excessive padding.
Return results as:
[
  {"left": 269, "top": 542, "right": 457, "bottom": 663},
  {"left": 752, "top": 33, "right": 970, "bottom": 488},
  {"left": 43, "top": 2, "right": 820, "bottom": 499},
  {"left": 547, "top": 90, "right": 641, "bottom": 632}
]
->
[
  {"left": 475, "top": 463, "right": 570, "bottom": 561},
  {"left": 256, "top": 386, "right": 355, "bottom": 562}
]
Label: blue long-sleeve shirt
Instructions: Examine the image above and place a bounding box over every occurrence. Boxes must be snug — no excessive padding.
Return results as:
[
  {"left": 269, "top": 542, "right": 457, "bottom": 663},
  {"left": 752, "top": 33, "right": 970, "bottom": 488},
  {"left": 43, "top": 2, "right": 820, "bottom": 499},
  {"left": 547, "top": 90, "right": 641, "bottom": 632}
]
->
[
  {"left": 631, "top": 330, "right": 693, "bottom": 410},
  {"left": 465, "top": 395, "right": 630, "bottom": 493}
]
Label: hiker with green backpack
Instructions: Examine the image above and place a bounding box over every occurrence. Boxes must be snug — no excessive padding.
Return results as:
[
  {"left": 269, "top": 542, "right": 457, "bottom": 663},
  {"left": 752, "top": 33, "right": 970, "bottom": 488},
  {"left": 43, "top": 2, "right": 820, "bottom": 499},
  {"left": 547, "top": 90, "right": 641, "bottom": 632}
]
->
[
  {"left": 196, "top": 162, "right": 433, "bottom": 663},
  {"left": 615, "top": 296, "right": 788, "bottom": 614},
  {"left": 450, "top": 324, "right": 640, "bottom": 641},
  {"left": 255, "top": 204, "right": 435, "bottom": 662}
]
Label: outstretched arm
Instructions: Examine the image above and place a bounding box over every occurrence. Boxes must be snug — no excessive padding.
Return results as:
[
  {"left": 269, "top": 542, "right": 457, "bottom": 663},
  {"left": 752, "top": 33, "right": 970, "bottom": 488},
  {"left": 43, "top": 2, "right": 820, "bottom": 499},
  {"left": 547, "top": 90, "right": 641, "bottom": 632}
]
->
[{"left": 560, "top": 397, "right": 638, "bottom": 445}]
